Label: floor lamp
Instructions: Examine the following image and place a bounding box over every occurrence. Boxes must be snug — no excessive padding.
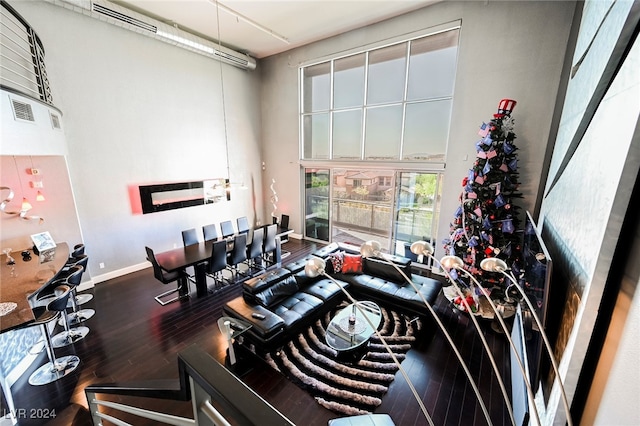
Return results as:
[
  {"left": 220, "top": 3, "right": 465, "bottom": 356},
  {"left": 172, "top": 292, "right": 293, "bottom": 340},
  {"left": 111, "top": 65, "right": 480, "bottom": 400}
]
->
[
  {"left": 440, "top": 254, "right": 542, "bottom": 426},
  {"left": 304, "top": 257, "right": 434, "bottom": 426},
  {"left": 359, "top": 241, "right": 493, "bottom": 425},
  {"left": 480, "top": 257, "right": 573, "bottom": 426}
]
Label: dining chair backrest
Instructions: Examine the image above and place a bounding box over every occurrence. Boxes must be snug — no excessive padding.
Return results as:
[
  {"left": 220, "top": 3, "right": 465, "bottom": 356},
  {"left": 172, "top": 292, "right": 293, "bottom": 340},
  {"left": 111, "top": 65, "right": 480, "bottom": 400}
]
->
[
  {"left": 247, "top": 227, "right": 264, "bottom": 260},
  {"left": 237, "top": 216, "right": 250, "bottom": 235},
  {"left": 263, "top": 223, "right": 277, "bottom": 253},
  {"left": 203, "top": 224, "right": 219, "bottom": 242},
  {"left": 145, "top": 246, "right": 168, "bottom": 283},
  {"left": 280, "top": 214, "right": 290, "bottom": 230},
  {"left": 220, "top": 220, "right": 235, "bottom": 239},
  {"left": 182, "top": 228, "right": 199, "bottom": 246},
  {"left": 228, "top": 233, "right": 247, "bottom": 265},
  {"left": 207, "top": 240, "right": 228, "bottom": 275}
]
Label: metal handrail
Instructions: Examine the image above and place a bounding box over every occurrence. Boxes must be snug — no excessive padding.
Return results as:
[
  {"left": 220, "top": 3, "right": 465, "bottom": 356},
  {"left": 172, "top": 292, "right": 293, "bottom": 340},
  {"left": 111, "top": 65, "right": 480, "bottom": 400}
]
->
[
  {"left": 85, "top": 345, "right": 294, "bottom": 426},
  {"left": 1, "top": 0, "right": 53, "bottom": 104}
]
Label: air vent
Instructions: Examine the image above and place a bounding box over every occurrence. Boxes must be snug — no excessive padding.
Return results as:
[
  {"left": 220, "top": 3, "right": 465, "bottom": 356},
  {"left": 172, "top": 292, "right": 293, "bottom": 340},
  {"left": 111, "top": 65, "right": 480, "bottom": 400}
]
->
[
  {"left": 11, "top": 99, "right": 35, "bottom": 122},
  {"left": 214, "top": 50, "right": 250, "bottom": 68},
  {"left": 92, "top": 3, "right": 157, "bottom": 33},
  {"left": 50, "top": 112, "right": 61, "bottom": 129}
]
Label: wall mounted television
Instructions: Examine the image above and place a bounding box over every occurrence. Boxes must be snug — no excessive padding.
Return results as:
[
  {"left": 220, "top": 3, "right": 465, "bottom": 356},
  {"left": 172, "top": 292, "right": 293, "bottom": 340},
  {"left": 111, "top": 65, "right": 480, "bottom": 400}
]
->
[{"left": 521, "top": 210, "right": 553, "bottom": 389}]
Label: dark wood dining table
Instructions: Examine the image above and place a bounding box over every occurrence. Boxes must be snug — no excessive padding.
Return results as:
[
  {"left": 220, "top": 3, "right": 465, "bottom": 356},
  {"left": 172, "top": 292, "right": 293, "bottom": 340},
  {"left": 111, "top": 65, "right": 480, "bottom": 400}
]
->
[
  {"left": 153, "top": 225, "right": 288, "bottom": 299},
  {"left": 0, "top": 242, "right": 69, "bottom": 333},
  {"left": 153, "top": 241, "right": 214, "bottom": 298}
]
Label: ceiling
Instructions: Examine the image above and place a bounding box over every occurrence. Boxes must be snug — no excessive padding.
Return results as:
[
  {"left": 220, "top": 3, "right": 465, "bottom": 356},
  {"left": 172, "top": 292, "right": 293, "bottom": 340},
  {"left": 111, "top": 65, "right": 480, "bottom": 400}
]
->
[{"left": 115, "top": 0, "right": 439, "bottom": 59}]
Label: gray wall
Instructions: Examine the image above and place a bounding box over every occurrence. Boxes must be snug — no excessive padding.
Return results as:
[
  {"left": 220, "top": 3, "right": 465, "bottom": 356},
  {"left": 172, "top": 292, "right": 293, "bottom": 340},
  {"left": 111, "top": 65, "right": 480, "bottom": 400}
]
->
[
  {"left": 260, "top": 0, "right": 576, "bottom": 256},
  {"left": 9, "top": 1, "right": 264, "bottom": 282}
]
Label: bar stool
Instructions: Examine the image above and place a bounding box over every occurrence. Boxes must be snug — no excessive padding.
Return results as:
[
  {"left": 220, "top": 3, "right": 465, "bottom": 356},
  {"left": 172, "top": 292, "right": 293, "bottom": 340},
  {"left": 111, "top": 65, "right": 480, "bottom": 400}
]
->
[
  {"left": 49, "top": 271, "right": 90, "bottom": 347},
  {"left": 65, "top": 254, "right": 93, "bottom": 306},
  {"left": 63, "top": 265, "right": 95, "bottom": 325},
  {"left": 28, "top": 285, "right": 81, "bottom": 386}
]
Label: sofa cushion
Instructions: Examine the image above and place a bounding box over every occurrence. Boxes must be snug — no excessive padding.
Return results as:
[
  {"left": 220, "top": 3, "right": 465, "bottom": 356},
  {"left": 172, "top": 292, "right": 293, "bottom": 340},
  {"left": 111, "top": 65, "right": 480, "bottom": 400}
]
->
[
  {"left": 243, "top": 268, "right": 292, "bottom": 296},
  {"left": 302, "top": 277, "right": 345, "bottom": 301},
  {"left": 255, "top": 275, "right": 300, "bottom": 308},
  {"left": 273, "top": 292, "right": 323, "bottom": 330},
  {"left": 363, "top": 256, "right": 411, "bottom": 283},
  {"left": 223, "top": 297, "right": 285, "bottom": 341}
]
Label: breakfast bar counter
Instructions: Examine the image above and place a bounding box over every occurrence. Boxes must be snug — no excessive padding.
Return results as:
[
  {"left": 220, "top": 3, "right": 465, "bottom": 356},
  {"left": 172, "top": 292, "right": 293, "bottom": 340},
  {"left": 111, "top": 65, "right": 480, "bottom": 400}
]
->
[{"left": 0, "top": 242, "right": 69, "bottom": 333}]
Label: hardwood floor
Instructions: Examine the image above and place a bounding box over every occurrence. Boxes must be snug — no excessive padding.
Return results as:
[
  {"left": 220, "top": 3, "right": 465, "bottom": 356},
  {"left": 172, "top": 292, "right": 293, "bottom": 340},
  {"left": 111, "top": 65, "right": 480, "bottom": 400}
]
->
[{"left": 3, "top": 239, "right": 511, "bottom": 426}]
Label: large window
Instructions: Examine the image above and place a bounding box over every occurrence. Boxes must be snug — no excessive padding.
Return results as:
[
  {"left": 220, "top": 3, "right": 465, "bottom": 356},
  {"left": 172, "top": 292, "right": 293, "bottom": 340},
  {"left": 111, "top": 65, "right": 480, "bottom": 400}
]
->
[{"left": 301, "top": 27, "right": 459, "bottom": 162}]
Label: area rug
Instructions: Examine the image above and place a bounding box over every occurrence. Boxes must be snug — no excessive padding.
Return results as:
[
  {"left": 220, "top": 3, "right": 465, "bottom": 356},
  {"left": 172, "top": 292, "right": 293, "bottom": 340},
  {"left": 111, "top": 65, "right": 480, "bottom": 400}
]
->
[{"left": 264, "top": 302, "right": 422, "bottom": 416}]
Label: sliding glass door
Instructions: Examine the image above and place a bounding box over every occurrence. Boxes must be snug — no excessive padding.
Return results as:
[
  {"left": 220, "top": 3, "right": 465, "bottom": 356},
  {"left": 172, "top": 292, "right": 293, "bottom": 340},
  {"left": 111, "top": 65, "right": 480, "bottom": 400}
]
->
[
  {"left": 304, "top": 168, "right": 330, "bottom": 242},
  {"left": 392, "top": 172, "right": 442, "bottom": 256},
  {"left": 331, "top": 169, "right": 394, "bottom": 248}
]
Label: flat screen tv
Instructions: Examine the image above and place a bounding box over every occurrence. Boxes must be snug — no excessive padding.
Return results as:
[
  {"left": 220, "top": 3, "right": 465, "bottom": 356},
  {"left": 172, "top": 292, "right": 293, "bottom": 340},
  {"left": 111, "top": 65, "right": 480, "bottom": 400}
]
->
[{"left": 521, "top": 210, "right": 553, "bottom": 389}]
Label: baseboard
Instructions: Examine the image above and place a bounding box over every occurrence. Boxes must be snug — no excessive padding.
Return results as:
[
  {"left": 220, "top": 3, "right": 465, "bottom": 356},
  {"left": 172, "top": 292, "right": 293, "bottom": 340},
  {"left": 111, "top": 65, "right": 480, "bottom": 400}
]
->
[
  {"left": 289, "top": 232, "right": 303, "bottom": 240},
  {"left": 90, "top": 262, "right": 149, "bottom": 285}
]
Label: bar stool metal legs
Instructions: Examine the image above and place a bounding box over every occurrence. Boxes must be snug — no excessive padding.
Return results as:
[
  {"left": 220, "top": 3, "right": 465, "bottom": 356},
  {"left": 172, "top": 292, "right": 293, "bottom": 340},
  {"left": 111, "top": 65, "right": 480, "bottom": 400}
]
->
[{"left": 29, "top": 317, "right": 80, "bottom": 385}]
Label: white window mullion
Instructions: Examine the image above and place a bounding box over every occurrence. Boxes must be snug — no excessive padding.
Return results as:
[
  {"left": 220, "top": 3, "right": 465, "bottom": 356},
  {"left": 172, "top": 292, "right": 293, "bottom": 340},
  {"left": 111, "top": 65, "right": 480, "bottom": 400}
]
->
[
  {"left": 399, "top": 41, "right": 411, "bottom": 160},
  {"left": 361, "top": 51, "right": 369, "bottom": 160},
  {"left": 329, "top": 60, "right": 335, "bottom": 160}
]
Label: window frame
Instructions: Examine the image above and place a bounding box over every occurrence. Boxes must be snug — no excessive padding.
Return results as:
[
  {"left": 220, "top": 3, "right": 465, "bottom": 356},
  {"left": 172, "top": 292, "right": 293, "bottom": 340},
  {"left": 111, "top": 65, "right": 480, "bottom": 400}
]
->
[{"left": 299, "top": 21, "right": 461, "bottom": 165}]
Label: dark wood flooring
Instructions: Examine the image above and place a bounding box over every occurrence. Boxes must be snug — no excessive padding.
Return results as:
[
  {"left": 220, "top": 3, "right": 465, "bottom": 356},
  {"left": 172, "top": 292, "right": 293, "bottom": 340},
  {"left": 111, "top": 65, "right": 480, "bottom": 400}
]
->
[{"left": 4, "top": 239, "right": 512, "bottom": 426}]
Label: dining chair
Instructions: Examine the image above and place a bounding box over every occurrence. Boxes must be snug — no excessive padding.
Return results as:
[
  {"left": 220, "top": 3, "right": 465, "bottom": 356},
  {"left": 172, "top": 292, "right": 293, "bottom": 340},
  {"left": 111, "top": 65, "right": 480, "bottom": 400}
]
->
[
  {"left": 245, "top": 227, "right": 265, "bottom": 273},
  {"left": 280, "top": 214, "right": 291, "bottom": 243},
  {"left": 206, "top": 239, "right": 228, "bottom": 290},
  {"left": 226, "top": 233, "right": 247, "bottom": 283},
  {"left": 146, "top": 246, "right": 188, "bottom": 306},
  {"left": 263, "top": 223, "right": 278, "bottom": 266},
  {"left": 182, "top": 228, "right": 199, "bottom": 246},
  {"left": 237, "top": 216, "right": 250, "bottom": 235},
  {"left": 220, "top": 220, "right": 235, "bottom": 239},
  {"left": 203, "top": 223, "right": 219, "bottom": 242}
]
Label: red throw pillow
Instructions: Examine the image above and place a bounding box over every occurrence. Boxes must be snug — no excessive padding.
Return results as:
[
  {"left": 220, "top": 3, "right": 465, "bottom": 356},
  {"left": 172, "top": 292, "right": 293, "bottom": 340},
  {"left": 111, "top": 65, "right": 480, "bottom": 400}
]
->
[{"left": 341, "top": 253, "right": 363, "bottom": 274}]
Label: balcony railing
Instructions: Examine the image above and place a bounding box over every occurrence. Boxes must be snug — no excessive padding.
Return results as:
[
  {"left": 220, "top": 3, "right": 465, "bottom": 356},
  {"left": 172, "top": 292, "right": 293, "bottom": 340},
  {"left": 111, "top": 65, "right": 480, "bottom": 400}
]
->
[{"left": 1, "top": 0, "right": 53, "bottom": 104}]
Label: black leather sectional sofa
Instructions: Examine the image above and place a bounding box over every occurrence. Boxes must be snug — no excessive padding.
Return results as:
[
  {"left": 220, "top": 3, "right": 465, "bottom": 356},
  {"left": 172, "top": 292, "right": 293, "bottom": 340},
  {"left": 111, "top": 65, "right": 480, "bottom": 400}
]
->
[{"left": 223, "top": 242, "right": 443, "bottom": 354}]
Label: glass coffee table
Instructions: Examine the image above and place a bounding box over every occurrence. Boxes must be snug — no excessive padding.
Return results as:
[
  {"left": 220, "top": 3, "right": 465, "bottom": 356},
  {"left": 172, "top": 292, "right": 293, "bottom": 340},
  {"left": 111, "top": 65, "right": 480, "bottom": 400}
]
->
[
  {"left": 326, "top": 301, "right": 382, "bottom": 361},
  {"left": 217, "top": 316, "right": 252, "bottom": 374}
]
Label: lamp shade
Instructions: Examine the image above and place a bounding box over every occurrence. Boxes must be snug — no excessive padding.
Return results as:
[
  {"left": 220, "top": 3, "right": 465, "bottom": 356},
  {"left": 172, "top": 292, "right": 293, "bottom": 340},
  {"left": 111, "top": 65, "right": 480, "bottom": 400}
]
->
[
  {"left": 440, "top": 255, "right": 465, "bottom": 270},
  {"left": 360, "top": 240, "right": 382, "bottom": 258},
  {"left": 480, "top": 257, "right": 508, "bottom": 273},
  {"left": 304, "top": 257, "right": 326, "bottom": 278},
  {"left": 410, "top": 240, "right": 434, "bottom": 256},
  {"left": 36, "top": 191, "right": 45, "bottom": 201},
  {"left": 21, "top": 197, "right": 32, "bottom": 211}
]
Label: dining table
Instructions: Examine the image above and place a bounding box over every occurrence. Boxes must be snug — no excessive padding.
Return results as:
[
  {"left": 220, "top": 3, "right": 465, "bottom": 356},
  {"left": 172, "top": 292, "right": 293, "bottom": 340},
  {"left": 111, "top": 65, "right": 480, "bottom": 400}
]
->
[
  {"left": 0, "top": 242, "right": 69, "bottom": 334},
  {"left": 154, "top": 241, "right": 215, "bottom": 298},
  {"left": 153, "top": 225, "right": 288, "bottom": 299}
]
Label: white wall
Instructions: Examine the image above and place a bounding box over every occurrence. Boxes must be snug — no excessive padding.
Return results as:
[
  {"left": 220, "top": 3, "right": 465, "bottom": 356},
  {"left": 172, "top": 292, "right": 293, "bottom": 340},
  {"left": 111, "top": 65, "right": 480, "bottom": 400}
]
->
[
  {"left": 260, "top": 0, "right": 575, "bottom": 256},
  {"left": 10, "top": 1, "right": 264, "bottom": 281}
]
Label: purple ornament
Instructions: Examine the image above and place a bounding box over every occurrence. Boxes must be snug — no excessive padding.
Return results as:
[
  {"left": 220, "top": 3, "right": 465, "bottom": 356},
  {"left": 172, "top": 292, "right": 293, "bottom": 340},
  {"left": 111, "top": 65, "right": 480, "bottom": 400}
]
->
[
  {"left": 503, "top": 142, "right": 514, "bottom": 154},
  {"left": 483, "top": 161, "right": 491, "bottom": 175},
  {"left": 509, "top": 158, "right": 518, "bottom": 170},
  {"left": 503, "top": 218, "right": 515, "bottom": 233},
  {"left": 495, "top": 194, "right": 506, "bottom": 207}
]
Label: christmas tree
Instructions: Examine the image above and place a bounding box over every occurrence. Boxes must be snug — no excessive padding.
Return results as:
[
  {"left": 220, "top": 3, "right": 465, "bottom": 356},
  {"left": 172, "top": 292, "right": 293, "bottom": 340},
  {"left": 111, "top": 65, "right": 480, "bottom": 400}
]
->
[{"left": 443, "top": 99, "right": 523, "bottom": 303}]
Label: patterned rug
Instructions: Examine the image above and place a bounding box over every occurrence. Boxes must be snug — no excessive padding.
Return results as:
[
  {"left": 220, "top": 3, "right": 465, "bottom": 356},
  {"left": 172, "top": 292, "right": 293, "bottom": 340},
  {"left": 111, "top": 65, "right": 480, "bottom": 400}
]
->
[{"left": 264, "top": 302, "right": 422, "bottom": 416}]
